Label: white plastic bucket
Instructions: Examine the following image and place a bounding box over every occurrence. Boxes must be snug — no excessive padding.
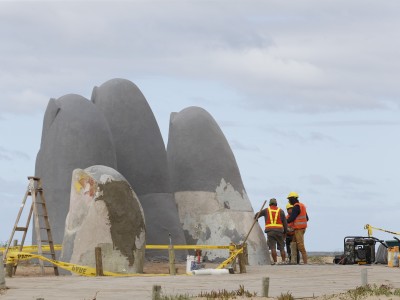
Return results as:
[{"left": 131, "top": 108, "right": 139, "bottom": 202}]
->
[{"left": 186, "top": 255, "right": 195, "bottom": 273}]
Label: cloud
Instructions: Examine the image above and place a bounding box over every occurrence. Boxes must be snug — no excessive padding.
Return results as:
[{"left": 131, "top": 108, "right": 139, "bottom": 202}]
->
[
  {"left": 264, "top": 127, "right": 335, "bottom": 144},
  {"left": 0, "top": 176, "right": 27, "bottom": 198},
  {"left": 300, "top": 174, "right": 332, "bottom": 186},
  {"left": 0, "top": 146, "right": 30, "bottom": 161},
  {"left": 327, "top": 175, "right": 380, "bottom": 203},
  {"left": 1, "top": 89, "right": 49, "bottom": 115},
  {"left": 305, "top": 120, "right": 400, "bottom": 127},
  {"left": 229, "top": 139, "right": 260, "bottom": 152},
  {"left": 337, "top": 175, "right": 374, "bottom": 186},
  {"left": 1, "top": 1, "right": 400, "bottom": 116},
  {"left": 219, "top": 120, "right": 243, "bottom": 128}
]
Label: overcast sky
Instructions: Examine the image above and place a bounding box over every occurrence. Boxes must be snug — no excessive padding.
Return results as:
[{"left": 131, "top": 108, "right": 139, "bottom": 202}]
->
[{"left": 1, "top": 1, "right": 399, "bottom": 252}]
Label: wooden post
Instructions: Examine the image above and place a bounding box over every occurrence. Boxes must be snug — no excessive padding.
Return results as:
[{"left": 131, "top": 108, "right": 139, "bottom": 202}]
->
[
  {"left": 238, "top": 244, "right": 246, "bottom": 273},
  {"left": 361, "top": 269, "right": 368, "bottom": 286},
  {"left": 5, "top": 255, "right": 13, "bottom": 278},
  {"left": 168, "top": 245, "right": 176, "bottom": 275},
  {"left": 230, "top": 243, "right": 237, "bottom": 272},
  {"left": 6, "top": 262, "right": 13, "bottom": 278},
  {"left": 243, "top": 242, "right": 249, "bottom": 265},
  {"left": 95, "top": 247, "right": 104, "bottom": 276},
  {"left": 152, "top": 285, "right": 161, "bottom": 300},
  {"left": 262, "top": 277, "right": 270, "bottom": 297},
  {"left": 238, "top": 253, "right": 246, "bottom": 273},
  {"left": 0, "top": 253, "right": 5, "bottom": 288},
  {"left": 12, "top": 239, "right": 18, "bottom": 276}
]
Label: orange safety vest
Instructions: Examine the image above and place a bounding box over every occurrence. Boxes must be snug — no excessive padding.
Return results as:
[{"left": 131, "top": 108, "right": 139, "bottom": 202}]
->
[
  {"left": 265, "top": 206, "right": 283, "bottom": 230},
  {"left": 293, "top": 202, "right": 308, "bottom": 229},
  {"left": 286, "top": 214, "right": 295, "bottom": 236}
]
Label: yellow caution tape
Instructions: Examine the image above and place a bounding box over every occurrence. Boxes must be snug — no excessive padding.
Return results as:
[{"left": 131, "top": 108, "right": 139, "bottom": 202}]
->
[
  {"left": 146, "top": 244, "right": 232, "bottom": 250},
  {"left": 1, "top": 244, "right": 232, "bottom": 252},
  {"left": 0, "top": 245, "right": 62, "bottom": 253},
  {"left": 6, "top": 251, "right": 175, "bottom": 277},
  {"left": 2, "top": 244, "right": 238, "bottom": 276}
]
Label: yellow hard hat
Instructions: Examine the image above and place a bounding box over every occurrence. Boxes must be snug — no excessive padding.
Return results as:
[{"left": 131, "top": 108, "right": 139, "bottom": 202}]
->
[
  {"left": 286, "top": 203, "right": 294, "bottom": 210},
  {"left": 287, "top": 191, "right": 299, "bottom": 199}
]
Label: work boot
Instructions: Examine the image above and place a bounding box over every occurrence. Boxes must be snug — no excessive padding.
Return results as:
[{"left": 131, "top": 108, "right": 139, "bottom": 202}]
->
[{"left": 302, "top": 252, "right": 308, "bottom": 264}]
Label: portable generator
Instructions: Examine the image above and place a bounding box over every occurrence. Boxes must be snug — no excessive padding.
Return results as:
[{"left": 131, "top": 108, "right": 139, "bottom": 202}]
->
[{"left": 344, "top": 236, "right": 376, "bottom": 264}]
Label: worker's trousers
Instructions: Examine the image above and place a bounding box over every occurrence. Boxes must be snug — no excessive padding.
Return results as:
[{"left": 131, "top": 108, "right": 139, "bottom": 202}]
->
[
  {"left": 293, "top": 229, "right": 308, "bottom": 264},
  {"left": 286, "top": 235, "right": 300, "bottom": 264}
]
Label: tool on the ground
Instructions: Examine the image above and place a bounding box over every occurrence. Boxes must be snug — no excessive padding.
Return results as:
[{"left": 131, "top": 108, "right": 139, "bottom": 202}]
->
[
  {"left": 3, "top": 177, "right": 58, "bottom": 275},
  {"left": 215, "top": 247, "right": 244, "bottom": 270},
  {"left": 364, "top": 224, "right": 400, "bottom": 237}
]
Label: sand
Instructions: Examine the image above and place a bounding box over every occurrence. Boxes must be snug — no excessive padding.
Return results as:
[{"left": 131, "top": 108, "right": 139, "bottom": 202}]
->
[{"left": 1, "top": 257, "right": 400, "bottom": 300}]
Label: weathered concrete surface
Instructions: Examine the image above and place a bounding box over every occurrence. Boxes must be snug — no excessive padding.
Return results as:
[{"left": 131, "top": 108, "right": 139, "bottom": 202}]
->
[
  {"left": 168, "top": 107, "right": 246, "bottom": 193},
  {"left": 137, "top": 193, "right": 188, "bottom": 260},
  {"left": 60, "top": 165, "right": 145, "bottom": 274},
  {"left": 2, "top": 264, "right": 400, "bottom": 299},
  {"left": 167, "top": 107, "right": 269, "bottom": 265},
  {"left": 91, "top": 78, "right": 186, "bottom": 258},
  {"left": 35, "top": 95, "right": 117, "bottom": 244},
  {"left": 0, "top": 253, "right": 5, "bottom": 288}
]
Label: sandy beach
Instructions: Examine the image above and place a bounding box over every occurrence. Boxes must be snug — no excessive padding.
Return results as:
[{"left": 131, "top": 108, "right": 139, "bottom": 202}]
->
[{"left": 1, "top": 257, "right": 400, "bottom": 300}]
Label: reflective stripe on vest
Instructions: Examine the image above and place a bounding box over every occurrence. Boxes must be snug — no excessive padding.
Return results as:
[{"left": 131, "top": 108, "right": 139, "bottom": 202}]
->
[
  {"left": 265, "top": 207, "right": 283, "bottom": 229},
  {"left": 293, "top": 202, "right": 307, "bottom": 229}
]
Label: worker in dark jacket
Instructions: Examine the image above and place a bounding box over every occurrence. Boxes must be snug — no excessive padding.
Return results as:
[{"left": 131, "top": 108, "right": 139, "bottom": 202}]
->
[
  {"left": 286, "top": 203, "right": 300, "bottom": 264},
  {"left": 286, "top": 192, "right": 309, "bottom": 264},
  {"left": 255, "top": 198, "right": 288, "bottom": 265}
]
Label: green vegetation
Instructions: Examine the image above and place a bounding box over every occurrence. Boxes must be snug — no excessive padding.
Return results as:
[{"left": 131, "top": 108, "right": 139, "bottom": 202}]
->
[
  {"left": 345, "top": 284, "right": 388, "bottom": 300},
  {"left": 158, "top": 284, "right": 400, "bottom": 300},
  {"left": 336, "top": 284, "right": 400, "bottom": 300},
  {"left": 159, "top": 285, "right": 257, "bottom": 299},
  {"left": 160, "top": 295, "right": 191, "bottom": 300},
  {"left": 307, "top": 256, "right": 328, "bottom": 264},
  {"left": 197, "top": 285, "right": 257, "bottom": 299},
  {"left": 277, "top": 291, "right": 294, "bottom": 300}
]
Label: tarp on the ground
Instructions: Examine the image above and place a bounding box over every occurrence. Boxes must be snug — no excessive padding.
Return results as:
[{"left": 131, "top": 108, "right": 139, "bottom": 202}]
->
[{"left": 375, "top": 244, "right": 388, "bottom": 264}]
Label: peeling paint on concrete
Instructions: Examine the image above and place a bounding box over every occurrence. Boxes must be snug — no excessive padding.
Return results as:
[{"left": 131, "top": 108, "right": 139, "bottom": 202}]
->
[
  {"left": 61, "top": 165, "right": 145, "bottom": 274},
  {"left": 175, "top": 191, "right": 269, "bottom": 265},
  {"left": 215, "top": 178, "right": 252, "bottom": 212},
  {"left": 168, "top": 107, "right": 269, "bottom": 265}
]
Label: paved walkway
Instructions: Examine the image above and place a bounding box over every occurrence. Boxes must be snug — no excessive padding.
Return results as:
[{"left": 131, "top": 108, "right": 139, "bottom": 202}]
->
[{"left": 1, "top": 264, "right": 399, "bottom": 299}]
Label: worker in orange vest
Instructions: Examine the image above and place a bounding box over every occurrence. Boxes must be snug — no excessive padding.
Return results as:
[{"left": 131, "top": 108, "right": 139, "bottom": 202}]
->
[
  {"left": 255, "top": 198, "right": 288, "bottom": 265},
  {"left": 286, "top": 192, "right": 309, "bottom": 264},
  {"left": 286, "top": 203, "right": 300, "bottom": 264}
]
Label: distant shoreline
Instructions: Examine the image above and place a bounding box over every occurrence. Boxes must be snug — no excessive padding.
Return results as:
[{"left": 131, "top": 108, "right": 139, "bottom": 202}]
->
[{"left": 307, "top": 251, "right": 342, "bottom": 256}]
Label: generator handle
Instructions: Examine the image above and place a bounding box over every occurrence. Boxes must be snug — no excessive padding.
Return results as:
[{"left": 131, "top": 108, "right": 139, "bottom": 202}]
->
[{"left": 344, "top": 236, "right": 387, "bottom": 248}]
